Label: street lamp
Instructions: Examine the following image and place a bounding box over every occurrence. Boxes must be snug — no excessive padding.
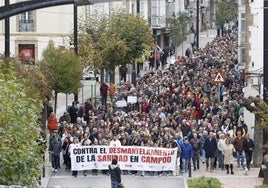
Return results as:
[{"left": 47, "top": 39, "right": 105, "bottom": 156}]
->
[
  {"left": 73, "top": 0, "right": 92, "bottom": 101},
  {"left": 196, "top": 0, "right": 199, "bottom": 49},
  {"left": 4, "top": 0, "right": 10, "bottom": 57},
  {"left": 131, "top": 0, "right": 140, "bottom": 86}
]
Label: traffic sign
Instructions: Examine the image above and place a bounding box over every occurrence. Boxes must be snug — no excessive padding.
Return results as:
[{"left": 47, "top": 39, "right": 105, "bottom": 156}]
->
[{"left": 213, "top": 71, "right": 225, "bottom": 83}]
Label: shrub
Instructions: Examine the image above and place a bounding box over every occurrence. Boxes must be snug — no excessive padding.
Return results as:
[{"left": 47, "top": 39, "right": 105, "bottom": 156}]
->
[{"left": 188, "top": 176, "right": 222, "bottom": 188}]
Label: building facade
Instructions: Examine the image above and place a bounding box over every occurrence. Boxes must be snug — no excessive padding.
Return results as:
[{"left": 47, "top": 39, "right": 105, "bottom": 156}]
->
[
  {"left": 0, "top": 0, "right": 192, "bottom": 63},
  {"left": 0, "top": 0, "right": 80, "bottom": 63},
  {"left": 238, "top": 0, "right": 264, "bottom": 137},
  {"left": 0, "top": 0, "right": 215, "bottom": 65}
]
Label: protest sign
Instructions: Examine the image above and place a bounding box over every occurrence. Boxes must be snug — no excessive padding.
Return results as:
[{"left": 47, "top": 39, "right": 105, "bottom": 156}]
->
[
  {"left": 116, "top": 100, "right": 127, "bottom": 107},
  {"left": 127, "top": 96, "right": 137, "bottom": 104}
]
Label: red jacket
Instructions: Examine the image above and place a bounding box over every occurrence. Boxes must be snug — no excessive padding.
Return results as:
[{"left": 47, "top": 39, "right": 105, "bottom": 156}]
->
[{"left": 47, "top": 117, "right": 58, "bottom": 130}]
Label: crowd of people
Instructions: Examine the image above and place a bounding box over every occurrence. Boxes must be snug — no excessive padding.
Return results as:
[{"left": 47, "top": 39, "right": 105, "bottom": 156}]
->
[{"left": 47, "top": 27, "right": 255, "bottom": 178}]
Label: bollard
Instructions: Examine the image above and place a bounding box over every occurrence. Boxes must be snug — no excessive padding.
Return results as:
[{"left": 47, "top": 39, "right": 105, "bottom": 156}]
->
[{"left": 188, "top": 160, "right": 192, "bottom": 177}]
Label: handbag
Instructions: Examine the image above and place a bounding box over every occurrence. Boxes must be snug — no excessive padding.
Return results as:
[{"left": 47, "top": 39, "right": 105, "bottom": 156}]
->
[
  {"left": 62, "top": 143, "right": 69, "bottom": 155},
  {"left": 118, "top": 183, "right": 125, "bottom": 188}
]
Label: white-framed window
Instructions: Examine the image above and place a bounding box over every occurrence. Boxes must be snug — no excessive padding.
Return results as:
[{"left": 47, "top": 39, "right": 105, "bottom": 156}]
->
[
  {"left": 240, "top": 13, "right": 246, "bottom": 43},
  {"left": 18, "top": 11, "right": 35, "bottom": 32}
]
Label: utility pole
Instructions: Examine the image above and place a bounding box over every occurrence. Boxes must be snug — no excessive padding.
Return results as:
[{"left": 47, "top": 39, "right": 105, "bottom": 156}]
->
[
  {"left": 74, "top": 4, "right": 78, "bottom": 55},
  {"left": 4, "top": 0, "right": 10, "bottom": 57},
  {"left": 196, "top": 0, "right": 199, "bottom": 50},
  {"left": 131, "top": 0, "right": 140, "bottom": 86},
  {"left": 73, "top": 3, "right": 79, "bottom": 102},
  {"left": 263, "top": 0, "right": 268, "bottom": 143}
]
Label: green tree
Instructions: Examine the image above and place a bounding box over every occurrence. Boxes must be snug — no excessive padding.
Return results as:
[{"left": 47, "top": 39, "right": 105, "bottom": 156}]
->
[
  {"left": 167, "top": 12, "right": 190, "bottom": 48},
  {"left": 14, "top": 62, "right": 51, "bottom": 102},
  {"left": 0, "top": 59, "right": 44, "bottom": 186},
  {"left": 40, "top": 41, "right": 83, "bottom": 112},
  {"left": 242, "top": 95, "right": 268, "bottom": 166},
  {"left": 13, "top": 60, "right": 52, "bottom": 129},
  {"left": 78, "top": 11, "right": 154, "bottom": 82},
  {"left": 111, "top": 12, "right": 153, "bottom": 65},
  {"left": 216, "top": 0, "right": 238, "bottom": 34}
]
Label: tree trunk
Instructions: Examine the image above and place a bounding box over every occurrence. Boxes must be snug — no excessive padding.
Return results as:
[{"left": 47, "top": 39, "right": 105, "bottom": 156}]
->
[
  {"left": 253, "top": 115, "right": 263, "bottom": 167},
  {"left": 100, "top": 68, "right": 104, "bottom": 83},
  {"left": 41, "top": 103, "right": 47, "bottom": 130},
  {"left": 54, "top": 92, "right": 58, "bottom": 115},
  {"left": 110, "top": 67, "right": 115, "bottom": 84},
  {"left": 221, "top": 25, "right": 224, "bottom": 36}
]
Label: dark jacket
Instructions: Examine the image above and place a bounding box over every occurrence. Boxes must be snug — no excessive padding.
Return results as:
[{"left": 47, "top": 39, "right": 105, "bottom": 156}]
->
[
  {"left": 48, "top": 140, "right": 62, "bottom": 156},
  {"left": 109, "top": 164, "right": 121, "bottom": 183},
  {"left": 243, "top": 138, "right": 254, "bottom": 153},
  {"left": 204, "top": 137, "right": 217, "bottom": 158},
  {"left": 100, "top": 83, "right": 109, "bottom": 97},
  {"left": 190, "top": 138, "right": 202, "bottom": 152}
]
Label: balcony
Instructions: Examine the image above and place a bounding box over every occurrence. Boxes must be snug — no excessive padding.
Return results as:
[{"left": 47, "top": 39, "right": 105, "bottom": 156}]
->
[
  {"left": 186, "top": 0, "right": 209, "bottom": 9},
  {"left": 151, "top": 16, "right": 166, "bottom": 28},
  {"left": 18, "top": 20, "right": 35, "bottom": 32}
]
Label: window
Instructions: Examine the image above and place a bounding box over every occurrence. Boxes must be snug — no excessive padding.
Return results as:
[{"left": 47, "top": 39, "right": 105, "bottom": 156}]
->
[
  {"left": 140, "top": 0, "right": 147, "bottom": 16},
  {"left": 240, "top": 47, "right": 245, "bottom": 64},
  {"left": 240, "top": 13, "right": 246, "bottom": 42},
  {"left": 19, "top": 11, "right": 35, "bottom": 32}
]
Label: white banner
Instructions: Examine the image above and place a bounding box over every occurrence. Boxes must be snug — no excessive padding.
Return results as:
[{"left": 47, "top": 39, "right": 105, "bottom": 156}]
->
[{"left": 70, "top": 146, "right": 178, "bottom": 171}]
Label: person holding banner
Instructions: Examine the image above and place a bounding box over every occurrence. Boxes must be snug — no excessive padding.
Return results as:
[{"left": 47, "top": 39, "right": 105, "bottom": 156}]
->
[
  {"left": 109, "top": 158, "right": 122, "bottom": 188},
  {"left": 69, "top": 137, "right": 79, "bottom": 177},
  {"left": 172, "top": 136, "right": 181, "bottom": 176},
  {"left": 81, "top": 139, "right": 90, "bottom": 176},
  {"left": 110, "top": 134, "right": 122, "bottom": 147}
]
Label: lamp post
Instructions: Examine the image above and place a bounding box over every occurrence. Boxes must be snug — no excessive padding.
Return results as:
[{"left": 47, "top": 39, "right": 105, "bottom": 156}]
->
[
  {"left": 264, "top": 0, "right": 268, "bottom": 145},
  {"left": 73, "top": 3, "right": 79, "bottom": 102},
  {"left": 196, "top": 0, "right": 199, "bottom": 50},
  {"left": 131, "top": 0, "right": 140, "bottom": 86},
  {"left": 154, "top": 42, "right": 157, "bottom": 72},
  {"left": 4, "top": 0, "right": 10, "bottom": 57}
]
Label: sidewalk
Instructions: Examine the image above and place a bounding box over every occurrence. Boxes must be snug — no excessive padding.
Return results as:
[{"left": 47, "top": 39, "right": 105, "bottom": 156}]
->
[
  {"left": 190, "top": 163, "right": 263, "bottom": 188},
  {"left": 55, "top": 80, "right": 100, "bottom": 119}
]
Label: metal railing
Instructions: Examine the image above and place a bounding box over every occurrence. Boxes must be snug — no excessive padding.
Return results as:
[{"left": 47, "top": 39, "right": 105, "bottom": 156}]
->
[{"left": 18, "top": 20, "right": 35, "bottom": 32}]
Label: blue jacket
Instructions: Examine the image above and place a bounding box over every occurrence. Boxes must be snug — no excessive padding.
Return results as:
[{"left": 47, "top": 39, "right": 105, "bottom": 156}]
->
[
  {"left": 181, "top": 142, "right": 194, "bottom": 160},
  {"left": 177, "top": 138, "right": 184, "bottom": 148}
]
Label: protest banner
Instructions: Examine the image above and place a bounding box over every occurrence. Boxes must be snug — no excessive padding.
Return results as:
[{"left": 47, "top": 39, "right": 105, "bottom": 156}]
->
[{"left": 70, "top": 146, "right": 178, "bottom": 171}]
